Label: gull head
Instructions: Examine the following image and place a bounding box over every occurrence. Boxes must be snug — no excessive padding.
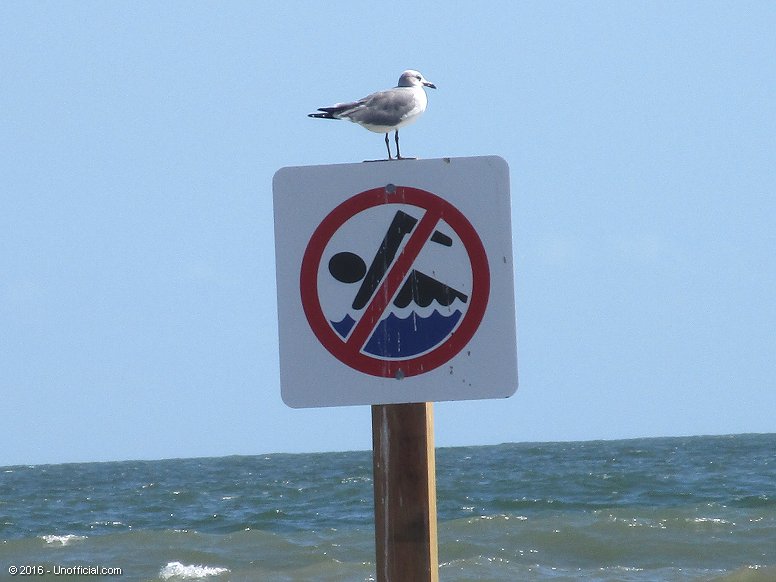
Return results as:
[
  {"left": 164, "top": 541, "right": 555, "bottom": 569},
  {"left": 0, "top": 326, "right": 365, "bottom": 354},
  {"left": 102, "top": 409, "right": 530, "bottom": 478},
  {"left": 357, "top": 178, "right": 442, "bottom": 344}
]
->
[{"left": 398, "top": 70, "right": 436, "bottom": 90}]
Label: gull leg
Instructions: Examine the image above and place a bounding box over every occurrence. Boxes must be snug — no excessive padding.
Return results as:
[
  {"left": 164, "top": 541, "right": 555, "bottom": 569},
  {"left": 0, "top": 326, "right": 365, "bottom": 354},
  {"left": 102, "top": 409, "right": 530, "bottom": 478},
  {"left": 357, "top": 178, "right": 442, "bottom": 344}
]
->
[
  {"left": 384, "top": 133, "right": 392, "bottom": 160},
  {"left": 394, "top": 130, "right": 416, "bottom": 160}
]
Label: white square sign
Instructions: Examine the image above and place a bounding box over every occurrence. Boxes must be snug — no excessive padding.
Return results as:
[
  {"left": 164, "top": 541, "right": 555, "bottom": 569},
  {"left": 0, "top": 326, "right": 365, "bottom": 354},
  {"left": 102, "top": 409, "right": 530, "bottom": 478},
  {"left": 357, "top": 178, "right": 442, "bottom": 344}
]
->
[{"left": 272, "top": 156, "right": 517, "bottom": 408}]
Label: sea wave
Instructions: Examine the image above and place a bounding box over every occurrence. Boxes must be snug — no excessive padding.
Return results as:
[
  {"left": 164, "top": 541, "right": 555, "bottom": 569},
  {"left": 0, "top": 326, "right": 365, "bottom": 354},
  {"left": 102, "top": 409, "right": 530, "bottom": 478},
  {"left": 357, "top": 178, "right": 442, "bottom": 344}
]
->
[
  {"left": 2, "top": 435, "right": 774, "bottom": 581},
  {"left": 39, "top": 534, "right": 87, "bottom": 546},
  {"left": 158, "top": 561, "right": 229, "bottom": 580},
  {"left": 709, "top": 565, "right": 775, "bottom": 582}
]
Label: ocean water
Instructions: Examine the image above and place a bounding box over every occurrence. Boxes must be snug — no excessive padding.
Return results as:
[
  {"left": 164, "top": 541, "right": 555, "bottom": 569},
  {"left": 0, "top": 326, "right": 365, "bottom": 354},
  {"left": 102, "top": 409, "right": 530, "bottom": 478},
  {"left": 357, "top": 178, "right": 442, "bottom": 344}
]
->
[{"left": 1, "top": 433, "right": 774, "bottom": 581}]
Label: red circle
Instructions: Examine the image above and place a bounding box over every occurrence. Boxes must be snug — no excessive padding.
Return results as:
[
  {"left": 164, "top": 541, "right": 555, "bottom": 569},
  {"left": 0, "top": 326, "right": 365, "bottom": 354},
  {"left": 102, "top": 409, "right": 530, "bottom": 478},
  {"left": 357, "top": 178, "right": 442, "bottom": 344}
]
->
[{"left": 300, "top": 186, "right": 489, "bottom": 378}]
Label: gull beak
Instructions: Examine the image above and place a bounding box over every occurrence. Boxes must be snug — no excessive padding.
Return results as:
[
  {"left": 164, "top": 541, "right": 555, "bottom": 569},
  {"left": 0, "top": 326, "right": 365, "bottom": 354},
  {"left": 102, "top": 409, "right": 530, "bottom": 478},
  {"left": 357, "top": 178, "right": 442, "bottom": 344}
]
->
[{"left": 423, "top": 80, "right": 437, "bottom": 89}]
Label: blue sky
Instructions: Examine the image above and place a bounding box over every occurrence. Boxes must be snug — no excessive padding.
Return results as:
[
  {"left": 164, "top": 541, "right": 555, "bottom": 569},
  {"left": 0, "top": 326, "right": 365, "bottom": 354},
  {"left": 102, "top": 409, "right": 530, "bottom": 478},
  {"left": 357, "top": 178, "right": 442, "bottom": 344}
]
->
[{"left": 2, "top": 2, "right": 774, "bottom": 466}]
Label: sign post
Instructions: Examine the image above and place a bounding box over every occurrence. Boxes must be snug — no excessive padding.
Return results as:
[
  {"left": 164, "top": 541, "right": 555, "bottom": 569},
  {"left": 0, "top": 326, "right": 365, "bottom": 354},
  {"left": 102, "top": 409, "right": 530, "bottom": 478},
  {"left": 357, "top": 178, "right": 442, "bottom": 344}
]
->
[
  {"left": 372, "top": 403, "right": 438, "bottom": 582},
  {"left": 273, "top": 156, "right": 517, "bottom": 581}
]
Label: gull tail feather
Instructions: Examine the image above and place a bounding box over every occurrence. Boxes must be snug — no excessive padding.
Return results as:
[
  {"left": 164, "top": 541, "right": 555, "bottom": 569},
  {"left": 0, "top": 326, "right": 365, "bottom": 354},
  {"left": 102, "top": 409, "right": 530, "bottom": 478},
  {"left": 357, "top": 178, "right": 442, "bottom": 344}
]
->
[
  {"left": 308, "top": 111, "right": 339, "bottom": 119},
  {"left": 308, "top": 100, "right": 363, "bottom": 119}
]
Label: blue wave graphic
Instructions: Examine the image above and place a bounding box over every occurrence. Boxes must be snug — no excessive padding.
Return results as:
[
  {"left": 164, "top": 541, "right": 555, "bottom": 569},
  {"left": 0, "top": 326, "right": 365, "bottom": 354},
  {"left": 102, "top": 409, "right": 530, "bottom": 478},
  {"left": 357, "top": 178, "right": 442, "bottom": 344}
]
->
[
  {"left": 331, "top": 314, "right": 356, "bottom": 338},
  {"left": 365, "top": 309, "right": 462, "bottom": 358},
  {"left": 329, "top": 310, "right": 462, "bottom": 358}
]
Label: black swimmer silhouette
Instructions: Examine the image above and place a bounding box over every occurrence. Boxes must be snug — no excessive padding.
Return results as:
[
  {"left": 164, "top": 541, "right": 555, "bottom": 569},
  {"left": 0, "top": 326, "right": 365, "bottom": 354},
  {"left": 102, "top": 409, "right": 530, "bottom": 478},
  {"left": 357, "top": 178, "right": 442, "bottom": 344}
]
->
[{"left": 327, "top": 210, "right": 468, "bottom": 310}]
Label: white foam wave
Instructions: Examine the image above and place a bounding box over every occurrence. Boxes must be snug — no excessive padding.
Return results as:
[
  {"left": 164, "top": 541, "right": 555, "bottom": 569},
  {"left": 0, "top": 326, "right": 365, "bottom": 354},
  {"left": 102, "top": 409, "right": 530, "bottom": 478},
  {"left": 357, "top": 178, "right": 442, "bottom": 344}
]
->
[
  {"left": 39, "top": 534, "right": 87, "bottom": 546},
  {"left": 385, "top": 296, "right": 468, "bottom": 319},
  {"left": 158, "top": 562, "right": 230, "bottom": 580}
]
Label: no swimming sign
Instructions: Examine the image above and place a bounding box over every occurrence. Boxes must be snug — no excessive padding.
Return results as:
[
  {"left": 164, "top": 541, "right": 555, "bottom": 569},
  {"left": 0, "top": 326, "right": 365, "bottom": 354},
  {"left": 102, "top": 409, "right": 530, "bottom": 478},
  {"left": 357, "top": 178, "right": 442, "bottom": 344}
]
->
[{"left": 273, "top": 156, "right": 517, "bottom": 408}]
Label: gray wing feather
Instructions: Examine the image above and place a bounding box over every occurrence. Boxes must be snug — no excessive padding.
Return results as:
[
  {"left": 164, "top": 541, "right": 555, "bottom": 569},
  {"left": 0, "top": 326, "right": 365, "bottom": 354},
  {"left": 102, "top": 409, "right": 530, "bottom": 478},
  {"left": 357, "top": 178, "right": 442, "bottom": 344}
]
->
[
  {"left": 310, "top": 87, "right": 417, "bottom": 126},
  {"left": 343, "top": 88, "right": 416, "bottom": 126}
]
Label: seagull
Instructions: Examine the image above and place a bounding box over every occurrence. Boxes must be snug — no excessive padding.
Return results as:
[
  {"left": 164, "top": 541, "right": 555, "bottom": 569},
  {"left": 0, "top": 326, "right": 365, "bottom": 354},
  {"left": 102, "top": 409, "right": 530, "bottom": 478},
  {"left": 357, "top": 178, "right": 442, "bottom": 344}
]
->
[{"left": 308, "top": 70, "right": 436, "bottom": 160}]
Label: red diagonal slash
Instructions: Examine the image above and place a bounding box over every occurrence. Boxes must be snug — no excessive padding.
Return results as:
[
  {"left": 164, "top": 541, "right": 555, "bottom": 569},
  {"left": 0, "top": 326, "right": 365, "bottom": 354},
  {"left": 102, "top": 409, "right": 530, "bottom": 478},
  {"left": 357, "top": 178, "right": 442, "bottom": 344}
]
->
[{"left": 345, "top": 207, "right": 442, "bottom": 354}]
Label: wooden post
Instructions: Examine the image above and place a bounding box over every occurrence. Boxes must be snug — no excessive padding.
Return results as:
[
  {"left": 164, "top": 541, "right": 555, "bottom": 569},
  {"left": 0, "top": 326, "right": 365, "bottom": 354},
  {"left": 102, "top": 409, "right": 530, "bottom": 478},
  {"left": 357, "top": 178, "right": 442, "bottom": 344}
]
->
[{"left": 372, "top": 402, "right": 439, "bottom": 582}]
